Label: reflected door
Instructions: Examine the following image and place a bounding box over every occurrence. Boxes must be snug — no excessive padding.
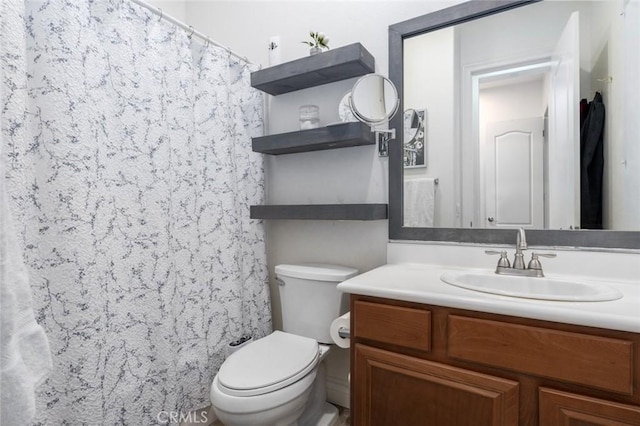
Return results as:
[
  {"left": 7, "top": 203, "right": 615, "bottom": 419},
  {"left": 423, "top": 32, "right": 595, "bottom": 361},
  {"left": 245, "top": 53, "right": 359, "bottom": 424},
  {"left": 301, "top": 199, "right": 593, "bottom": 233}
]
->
[
  {"left": 483, "top": 118, "right": 544, "bottom": 228},
  {"left": 547, "top": 11, "right": 580, "bottom": 229}
]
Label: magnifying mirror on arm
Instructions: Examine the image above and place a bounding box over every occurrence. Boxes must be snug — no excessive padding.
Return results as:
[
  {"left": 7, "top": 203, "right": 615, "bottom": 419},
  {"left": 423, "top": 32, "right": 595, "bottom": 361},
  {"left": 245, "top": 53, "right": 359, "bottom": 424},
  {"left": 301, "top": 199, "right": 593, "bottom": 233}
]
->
[{"left": 347, "top": 73, "right": 400, "bottom": 156}]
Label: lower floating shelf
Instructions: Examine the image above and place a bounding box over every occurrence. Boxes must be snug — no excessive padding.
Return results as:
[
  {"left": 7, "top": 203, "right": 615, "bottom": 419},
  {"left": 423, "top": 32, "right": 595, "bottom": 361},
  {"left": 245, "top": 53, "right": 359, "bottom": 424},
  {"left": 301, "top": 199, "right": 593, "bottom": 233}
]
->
[{"left": 250, "top": 204, "right": 388, "bottom": 221}]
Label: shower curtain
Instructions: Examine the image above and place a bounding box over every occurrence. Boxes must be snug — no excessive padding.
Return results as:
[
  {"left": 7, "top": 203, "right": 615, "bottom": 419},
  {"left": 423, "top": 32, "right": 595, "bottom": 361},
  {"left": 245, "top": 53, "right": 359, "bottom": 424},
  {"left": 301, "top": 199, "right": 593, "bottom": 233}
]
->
[{"left": 1, "top": 0, "right": 271, "bottom": 424}]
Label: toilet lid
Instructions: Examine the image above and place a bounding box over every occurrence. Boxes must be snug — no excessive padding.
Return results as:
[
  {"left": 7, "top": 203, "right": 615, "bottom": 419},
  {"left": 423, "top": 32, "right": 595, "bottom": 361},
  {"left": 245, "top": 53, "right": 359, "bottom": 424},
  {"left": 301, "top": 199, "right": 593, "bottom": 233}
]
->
[{"left": 217, "top": 331, "right": 319, "bottom": 397}]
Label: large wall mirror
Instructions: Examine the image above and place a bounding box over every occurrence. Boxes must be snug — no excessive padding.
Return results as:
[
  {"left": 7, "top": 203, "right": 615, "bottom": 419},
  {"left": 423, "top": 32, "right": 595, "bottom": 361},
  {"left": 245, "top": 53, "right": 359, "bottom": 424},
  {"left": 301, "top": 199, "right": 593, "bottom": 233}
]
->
[{"left": 388, "top": 0, "right": 639, "bottom": 248}]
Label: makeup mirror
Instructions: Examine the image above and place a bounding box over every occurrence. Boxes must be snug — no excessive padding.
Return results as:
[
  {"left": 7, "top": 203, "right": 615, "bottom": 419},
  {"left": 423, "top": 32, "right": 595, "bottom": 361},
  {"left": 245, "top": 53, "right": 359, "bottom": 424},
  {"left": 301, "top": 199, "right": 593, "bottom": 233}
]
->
[
  {"left": 347, "top": 73, "right": 400, "bottom": 157},
  {"left": 349, "top": 73, "right": 400, "bottom": 126}
]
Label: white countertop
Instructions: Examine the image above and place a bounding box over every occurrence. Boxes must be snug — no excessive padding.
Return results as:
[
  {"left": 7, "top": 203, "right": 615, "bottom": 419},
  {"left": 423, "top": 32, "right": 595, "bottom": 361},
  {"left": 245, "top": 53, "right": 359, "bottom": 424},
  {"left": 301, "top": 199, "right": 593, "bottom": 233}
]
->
[{"left": 337, "top": 263, "right": 640, "bottom": 333}]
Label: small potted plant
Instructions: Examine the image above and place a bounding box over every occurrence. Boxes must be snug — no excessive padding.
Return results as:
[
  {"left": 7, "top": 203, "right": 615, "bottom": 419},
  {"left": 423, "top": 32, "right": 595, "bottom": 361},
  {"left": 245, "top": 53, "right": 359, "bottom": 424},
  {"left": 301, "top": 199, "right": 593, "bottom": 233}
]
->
[{"left": 302, "top": 31, "right": 330, "bottom": 55}]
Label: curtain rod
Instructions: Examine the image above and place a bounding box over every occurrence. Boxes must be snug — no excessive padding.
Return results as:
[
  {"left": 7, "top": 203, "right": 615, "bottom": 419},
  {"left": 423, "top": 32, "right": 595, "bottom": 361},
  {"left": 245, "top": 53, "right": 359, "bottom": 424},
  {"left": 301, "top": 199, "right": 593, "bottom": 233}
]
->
[{"left": 128, "top": 0, "right": 254, "bottom": 65}]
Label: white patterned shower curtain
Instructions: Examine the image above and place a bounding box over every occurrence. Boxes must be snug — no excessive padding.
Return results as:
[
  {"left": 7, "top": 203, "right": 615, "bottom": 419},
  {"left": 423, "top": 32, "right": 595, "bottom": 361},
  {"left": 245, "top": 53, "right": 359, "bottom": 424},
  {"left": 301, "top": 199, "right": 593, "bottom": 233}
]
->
[{"left": 1, "top": 0, "right": 271, "bottom": 424}]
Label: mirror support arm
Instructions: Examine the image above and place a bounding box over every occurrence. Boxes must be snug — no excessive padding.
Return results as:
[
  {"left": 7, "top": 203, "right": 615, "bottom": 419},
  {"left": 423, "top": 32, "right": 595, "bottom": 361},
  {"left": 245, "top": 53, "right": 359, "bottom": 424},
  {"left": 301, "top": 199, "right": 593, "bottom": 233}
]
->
[{"left": 375, "top": 128, "right": 396, "bottom": 157}]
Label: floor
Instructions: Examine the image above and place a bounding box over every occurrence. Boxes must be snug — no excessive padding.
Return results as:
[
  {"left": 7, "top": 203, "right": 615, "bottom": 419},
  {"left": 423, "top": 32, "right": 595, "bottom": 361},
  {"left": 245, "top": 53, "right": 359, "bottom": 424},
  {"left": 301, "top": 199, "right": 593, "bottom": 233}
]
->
[
  {"left": 336, "top": 406, "right": 351, "bottom": 425},
  {"left": 210, "top": 406, "right": 350, "bottom": 425}
]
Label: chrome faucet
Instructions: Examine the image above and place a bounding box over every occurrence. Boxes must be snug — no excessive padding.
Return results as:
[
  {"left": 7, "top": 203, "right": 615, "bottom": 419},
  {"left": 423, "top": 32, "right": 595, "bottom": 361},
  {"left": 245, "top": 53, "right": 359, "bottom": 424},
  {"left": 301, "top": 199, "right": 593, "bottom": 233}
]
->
[{"left": 485, "top": 227, "right": 556, "bottom": 277}]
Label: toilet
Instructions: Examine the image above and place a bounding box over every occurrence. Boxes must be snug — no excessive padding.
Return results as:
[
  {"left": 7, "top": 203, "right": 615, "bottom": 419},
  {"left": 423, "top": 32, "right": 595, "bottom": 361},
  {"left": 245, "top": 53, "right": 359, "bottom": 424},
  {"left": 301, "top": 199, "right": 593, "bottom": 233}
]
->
[{"left": 210, "top": 263, "right": 358, "bottom": 426}]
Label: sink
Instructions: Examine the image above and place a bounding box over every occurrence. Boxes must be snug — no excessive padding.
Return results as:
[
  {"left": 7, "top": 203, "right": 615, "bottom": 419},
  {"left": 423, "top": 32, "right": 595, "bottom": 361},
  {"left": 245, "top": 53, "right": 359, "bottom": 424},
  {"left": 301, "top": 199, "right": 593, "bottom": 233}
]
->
[{"left": 440, "top": 271, "right": 623, "bottom": 302}]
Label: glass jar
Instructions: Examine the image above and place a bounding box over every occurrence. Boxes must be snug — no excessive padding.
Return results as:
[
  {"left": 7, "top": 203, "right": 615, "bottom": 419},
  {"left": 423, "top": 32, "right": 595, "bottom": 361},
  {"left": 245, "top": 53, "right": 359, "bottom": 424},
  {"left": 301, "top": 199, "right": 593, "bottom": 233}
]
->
[{"left": 299, "top": 105, "right": 320, "bottom": 130}]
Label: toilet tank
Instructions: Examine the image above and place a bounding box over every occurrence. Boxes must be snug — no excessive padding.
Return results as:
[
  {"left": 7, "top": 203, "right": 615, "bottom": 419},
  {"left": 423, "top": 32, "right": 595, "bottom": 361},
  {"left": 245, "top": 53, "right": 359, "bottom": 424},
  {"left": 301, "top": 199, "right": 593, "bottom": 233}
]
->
[{"left": 275, "top": 264, "right": 358, "bottom": 344}]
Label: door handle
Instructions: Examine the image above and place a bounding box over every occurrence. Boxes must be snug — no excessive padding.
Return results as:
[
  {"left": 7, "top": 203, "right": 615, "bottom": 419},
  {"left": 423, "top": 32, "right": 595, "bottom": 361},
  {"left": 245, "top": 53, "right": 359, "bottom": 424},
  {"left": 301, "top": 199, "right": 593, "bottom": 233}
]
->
[{"left": 487, "top": 217, "right": 494, "bottom": 222}]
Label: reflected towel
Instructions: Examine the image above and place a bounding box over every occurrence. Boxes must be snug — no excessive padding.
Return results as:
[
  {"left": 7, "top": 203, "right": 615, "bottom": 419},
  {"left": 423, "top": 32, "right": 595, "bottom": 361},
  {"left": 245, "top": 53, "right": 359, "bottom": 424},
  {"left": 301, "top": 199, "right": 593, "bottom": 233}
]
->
[
  {"left": 404, "top": 178, "right": 436, "bottom": 227},
  {"left": 1, "top": 160, "right": 53, "bottom": 424}
]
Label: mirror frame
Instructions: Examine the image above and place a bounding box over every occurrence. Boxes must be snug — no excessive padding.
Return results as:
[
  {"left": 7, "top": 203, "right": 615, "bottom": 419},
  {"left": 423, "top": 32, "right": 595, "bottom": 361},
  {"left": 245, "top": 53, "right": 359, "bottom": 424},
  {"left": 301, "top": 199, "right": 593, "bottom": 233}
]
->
[{"left": 388, "top": 0, "right": 640, "bottom": 249}]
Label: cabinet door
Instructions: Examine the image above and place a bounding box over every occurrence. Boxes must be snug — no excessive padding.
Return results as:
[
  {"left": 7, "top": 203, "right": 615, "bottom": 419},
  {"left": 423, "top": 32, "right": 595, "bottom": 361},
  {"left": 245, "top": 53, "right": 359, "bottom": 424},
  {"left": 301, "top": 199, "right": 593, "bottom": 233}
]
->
[
  {"left": 353, "top": 344, "right": 519, "bottom": 426},
  {"left": 539, "top": 388, "right": 640, "bottom": 425}
]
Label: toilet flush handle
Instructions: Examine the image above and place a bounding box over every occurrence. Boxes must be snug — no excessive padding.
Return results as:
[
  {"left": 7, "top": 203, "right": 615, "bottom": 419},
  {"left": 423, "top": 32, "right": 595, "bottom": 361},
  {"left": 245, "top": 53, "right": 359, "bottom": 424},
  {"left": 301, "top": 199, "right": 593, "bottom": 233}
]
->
[{"left": 275, "top": 277, "right": 285, "bottom": 286}]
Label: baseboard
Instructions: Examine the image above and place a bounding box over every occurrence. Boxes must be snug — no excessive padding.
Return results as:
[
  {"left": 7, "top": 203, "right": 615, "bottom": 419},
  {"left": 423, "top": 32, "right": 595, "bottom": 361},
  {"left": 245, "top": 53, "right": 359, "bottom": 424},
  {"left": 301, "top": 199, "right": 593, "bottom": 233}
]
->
[{"left": 326, "top": 375, "right": 350, "bottom": 409}]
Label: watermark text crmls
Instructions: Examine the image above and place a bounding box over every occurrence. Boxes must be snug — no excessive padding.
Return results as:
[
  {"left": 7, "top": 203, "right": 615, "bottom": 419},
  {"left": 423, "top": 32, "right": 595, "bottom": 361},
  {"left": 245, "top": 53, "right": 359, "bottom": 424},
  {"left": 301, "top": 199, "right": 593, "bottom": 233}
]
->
[{"left": 156, "top": 410, "right": 209, "bottom": 424}]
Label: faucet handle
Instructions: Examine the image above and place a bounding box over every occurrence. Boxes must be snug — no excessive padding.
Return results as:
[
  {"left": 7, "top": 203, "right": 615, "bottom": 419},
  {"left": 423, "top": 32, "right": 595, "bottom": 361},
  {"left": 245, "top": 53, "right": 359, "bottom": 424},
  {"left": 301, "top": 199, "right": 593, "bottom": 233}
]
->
[
  {"left": 484, "top": 250, "right": 503, "bottom": 255},
  {"left": 485, "top": 250, "right": 511, "bottom": 268},
  {"left": 533, "top": 252, "right": 557, "bottom": 258},
  {"left": 528, "top": 252, "right": 557, "bottom": 271}
]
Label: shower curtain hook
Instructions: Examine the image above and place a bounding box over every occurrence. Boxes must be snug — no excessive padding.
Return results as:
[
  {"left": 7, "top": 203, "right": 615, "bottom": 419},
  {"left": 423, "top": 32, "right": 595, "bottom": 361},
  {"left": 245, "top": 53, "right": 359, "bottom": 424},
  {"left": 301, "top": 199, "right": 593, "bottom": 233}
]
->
[
  {"left": 158, "top": 8, "right": 163, "bottom": 22},
  {"left": 188, "top": 26, "right": 195, "bottom": 38},
  {"left": 205, "top": 36, "right": 211, "bottom": 47}
]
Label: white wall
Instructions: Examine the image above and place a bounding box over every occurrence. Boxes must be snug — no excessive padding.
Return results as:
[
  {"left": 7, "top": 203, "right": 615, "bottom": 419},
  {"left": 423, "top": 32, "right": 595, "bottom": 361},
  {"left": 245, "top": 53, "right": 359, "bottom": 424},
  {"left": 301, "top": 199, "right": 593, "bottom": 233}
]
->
[
  {"left": 480, "top": 80, "right": 546, "bottom": 124},
  {"left": 145, "top": 0, "right": 186, "bottom": 22}
]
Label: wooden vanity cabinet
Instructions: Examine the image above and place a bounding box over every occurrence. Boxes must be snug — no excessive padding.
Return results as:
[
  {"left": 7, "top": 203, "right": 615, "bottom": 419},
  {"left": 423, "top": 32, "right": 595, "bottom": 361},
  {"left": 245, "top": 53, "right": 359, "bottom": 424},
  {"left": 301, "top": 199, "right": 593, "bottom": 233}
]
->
[{"left": 350, "top": 295, "right": 640, "bottom": 426}]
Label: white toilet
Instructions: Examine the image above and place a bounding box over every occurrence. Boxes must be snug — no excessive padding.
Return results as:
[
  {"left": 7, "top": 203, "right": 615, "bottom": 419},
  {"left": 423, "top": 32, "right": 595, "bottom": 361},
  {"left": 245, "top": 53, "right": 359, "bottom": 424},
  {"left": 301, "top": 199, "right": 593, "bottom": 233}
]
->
[{"left": 210, "top": 264, "right": 358, "bottom": 426}]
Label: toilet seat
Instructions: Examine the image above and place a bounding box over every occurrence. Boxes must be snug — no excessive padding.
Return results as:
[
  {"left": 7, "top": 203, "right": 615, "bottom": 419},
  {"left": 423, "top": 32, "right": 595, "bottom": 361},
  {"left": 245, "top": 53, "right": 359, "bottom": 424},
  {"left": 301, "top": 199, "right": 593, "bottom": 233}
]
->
[{"left": 217, "top": 331, "right": 319, "bottom": 397}]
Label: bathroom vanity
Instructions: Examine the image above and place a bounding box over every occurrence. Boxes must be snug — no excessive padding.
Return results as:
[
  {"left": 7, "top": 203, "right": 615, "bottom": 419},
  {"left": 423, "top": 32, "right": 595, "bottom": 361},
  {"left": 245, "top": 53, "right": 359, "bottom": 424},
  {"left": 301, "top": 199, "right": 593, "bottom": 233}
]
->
[{"left": 339, "top": 263, "right": 640, "bottom": 426}]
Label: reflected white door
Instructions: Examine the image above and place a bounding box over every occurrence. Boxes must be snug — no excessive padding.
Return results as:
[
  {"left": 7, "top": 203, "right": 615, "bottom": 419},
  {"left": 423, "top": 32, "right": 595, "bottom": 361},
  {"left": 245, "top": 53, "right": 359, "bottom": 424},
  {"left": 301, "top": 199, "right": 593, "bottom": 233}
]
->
[
  {"left": 547, "top": 11, "right": 580, "bottom": 229},
  {"left": 483, "top": 118, "right": 544, "bottom": 228}
]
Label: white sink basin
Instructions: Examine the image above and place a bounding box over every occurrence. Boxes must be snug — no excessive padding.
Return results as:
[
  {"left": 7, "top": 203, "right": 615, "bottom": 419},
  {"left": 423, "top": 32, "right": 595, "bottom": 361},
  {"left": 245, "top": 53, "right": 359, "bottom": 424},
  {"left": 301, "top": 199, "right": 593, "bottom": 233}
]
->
[{"left": 440, "top": 271, "right": 623, "bottom": 302}]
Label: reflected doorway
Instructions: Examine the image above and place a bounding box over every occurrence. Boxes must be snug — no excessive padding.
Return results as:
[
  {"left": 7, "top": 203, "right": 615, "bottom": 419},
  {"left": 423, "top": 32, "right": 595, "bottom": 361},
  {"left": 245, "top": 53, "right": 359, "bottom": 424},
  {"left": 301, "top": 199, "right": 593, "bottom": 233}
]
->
[{"left": 470, "top": 60, "right": 551, "bottom": 229}]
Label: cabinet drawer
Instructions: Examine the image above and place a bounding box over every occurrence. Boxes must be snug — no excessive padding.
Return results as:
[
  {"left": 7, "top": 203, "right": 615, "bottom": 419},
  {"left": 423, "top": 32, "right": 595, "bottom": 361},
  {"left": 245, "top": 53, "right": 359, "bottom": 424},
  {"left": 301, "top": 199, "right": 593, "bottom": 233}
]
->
[
  {"left": 539, "top": 388, "right": 640, "bottom": 425},
  {"left": 353, "top": 301, "right": 431, "bottom": 351},
  {"left": 448, "top": 315, "right": 633, "bottom": 394}
]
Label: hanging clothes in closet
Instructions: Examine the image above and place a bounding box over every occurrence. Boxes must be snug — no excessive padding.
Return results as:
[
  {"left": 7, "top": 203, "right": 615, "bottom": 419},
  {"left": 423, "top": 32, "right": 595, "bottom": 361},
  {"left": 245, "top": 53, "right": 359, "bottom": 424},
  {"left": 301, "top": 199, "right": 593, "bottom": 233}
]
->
[{"left": 580, "top": 92, "right": 605, "bottom": 229}]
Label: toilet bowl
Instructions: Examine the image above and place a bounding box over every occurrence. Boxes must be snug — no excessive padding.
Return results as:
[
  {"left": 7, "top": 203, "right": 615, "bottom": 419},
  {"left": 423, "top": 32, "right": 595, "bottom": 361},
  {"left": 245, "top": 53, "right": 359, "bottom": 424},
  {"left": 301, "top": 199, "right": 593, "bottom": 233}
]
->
[
  {"left": 210, "top": 331, "right": 332, "bottom": 426},
  {"left": 210, "top": 264, "right": 358, "bottom": 426},
  {"left": 211, "top": 371, "right": 317, "bottom": 426}
]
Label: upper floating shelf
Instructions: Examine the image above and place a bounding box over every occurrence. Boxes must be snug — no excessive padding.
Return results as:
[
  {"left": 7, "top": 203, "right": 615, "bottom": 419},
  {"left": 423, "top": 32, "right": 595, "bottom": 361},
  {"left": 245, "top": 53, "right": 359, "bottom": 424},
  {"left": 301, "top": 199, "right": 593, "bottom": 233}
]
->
[{"left": 251, "top": 43, "right": 375, "bottom": 95}]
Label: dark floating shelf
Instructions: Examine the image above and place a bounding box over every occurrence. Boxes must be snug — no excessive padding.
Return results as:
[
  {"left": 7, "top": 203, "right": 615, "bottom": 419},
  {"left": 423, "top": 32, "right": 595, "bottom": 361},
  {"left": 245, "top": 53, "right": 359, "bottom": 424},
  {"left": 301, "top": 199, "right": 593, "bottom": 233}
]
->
[
  {"left": 252, "top": 122, "right": 375, "bottom": 155},
  {"left": 250, "top": 204, "right": 388, "bottom": 221},
  {"left": 249, "top": 44, "right": 382, "bottom": 222},
  {"left": 251, "top": 43, "right": 375, "bottom": 95}
]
